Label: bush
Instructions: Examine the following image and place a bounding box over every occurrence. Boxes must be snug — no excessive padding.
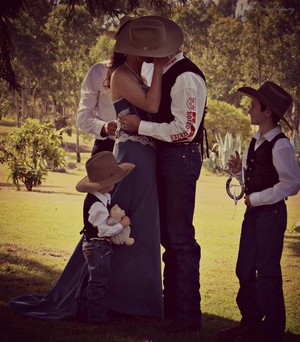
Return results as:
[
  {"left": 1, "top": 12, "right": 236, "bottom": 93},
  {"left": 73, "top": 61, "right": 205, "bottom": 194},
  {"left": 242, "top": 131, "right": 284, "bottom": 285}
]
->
[
  {"left": 205, "top": 99, "right": 251, "bottom": 149},
  {"left": 0, "top": 118, "right": 65, "bottom": 191}
]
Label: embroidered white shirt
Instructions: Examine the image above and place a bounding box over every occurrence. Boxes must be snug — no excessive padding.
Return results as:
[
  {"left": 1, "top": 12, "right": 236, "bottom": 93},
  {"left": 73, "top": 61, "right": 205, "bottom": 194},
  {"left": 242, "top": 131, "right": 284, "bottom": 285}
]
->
[{"left": 138, "top": 52, "right": 207, "bottom": 143}]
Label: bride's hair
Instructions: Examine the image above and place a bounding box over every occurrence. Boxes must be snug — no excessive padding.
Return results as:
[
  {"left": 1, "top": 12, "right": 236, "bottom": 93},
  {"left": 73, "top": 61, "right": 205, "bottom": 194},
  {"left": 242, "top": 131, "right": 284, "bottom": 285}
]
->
[{"left": 104, "top": 52, "right": 126, "bottom": 89}]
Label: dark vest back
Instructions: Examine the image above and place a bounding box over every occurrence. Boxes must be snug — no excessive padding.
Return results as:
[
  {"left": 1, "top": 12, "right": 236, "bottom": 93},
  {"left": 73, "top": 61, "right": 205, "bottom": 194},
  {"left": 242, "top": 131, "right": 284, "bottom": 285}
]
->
[
  {"left": 80, "top": 192, "right": 104, "bottom": 238},
  {"left": 245, "top": 132, "right": 288, "bottom": 195},
  {"left": 151, "top": 57, "right": 207, "bottom": 144}
]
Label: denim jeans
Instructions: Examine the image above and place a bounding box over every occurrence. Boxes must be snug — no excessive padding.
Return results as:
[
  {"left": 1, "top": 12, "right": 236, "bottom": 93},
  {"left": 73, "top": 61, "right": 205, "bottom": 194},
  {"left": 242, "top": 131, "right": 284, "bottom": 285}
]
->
[
  {"left": 236, "top": 201, "right": 287, "bottom": 341},
  {"left": 82, "top": 238, "right": 112, "bottom": 323},
  {"left": 156, "top": 143, "right": 202, "bottom": 323}
]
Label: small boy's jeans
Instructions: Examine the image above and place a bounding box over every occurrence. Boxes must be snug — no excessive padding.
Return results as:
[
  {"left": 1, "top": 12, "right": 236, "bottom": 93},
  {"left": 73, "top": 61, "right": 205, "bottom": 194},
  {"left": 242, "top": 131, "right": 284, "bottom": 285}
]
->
[{"left": 82, "top": 238, "right": 112, "bottom": 324}]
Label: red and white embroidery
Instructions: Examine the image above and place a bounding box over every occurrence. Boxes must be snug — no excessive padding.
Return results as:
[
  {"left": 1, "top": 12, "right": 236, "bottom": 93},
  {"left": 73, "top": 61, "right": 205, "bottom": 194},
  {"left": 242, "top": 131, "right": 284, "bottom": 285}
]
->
[{"left": 186, "top": 97, "right": 196, "bottom": 110}]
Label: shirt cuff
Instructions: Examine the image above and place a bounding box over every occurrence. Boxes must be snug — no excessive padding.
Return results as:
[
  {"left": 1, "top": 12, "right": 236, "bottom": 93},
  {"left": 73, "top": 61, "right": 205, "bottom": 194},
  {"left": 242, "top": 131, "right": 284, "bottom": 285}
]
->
[
  {"left": 249, "top": 192, "right": 262, "bottom": 207},
  {"left": 138, "top": 120, "right": 151, "bottom": 136}
]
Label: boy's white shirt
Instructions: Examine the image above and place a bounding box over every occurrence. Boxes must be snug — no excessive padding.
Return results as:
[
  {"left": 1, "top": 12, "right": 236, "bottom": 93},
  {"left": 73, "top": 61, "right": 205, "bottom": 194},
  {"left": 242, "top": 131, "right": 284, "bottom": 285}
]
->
[
  {"left": 234, "top": 126, "right": 300, "bottom": 206},
  {"left": 88, "top": 191, "right": 123, "bottom": 237}
]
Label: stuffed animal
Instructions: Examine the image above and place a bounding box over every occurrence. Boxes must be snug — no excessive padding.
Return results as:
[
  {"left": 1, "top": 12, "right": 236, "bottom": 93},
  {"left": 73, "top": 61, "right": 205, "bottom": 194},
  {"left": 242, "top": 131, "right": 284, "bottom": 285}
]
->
[{"left": 107, "top": 204, "right": 134, "bottom": 246}]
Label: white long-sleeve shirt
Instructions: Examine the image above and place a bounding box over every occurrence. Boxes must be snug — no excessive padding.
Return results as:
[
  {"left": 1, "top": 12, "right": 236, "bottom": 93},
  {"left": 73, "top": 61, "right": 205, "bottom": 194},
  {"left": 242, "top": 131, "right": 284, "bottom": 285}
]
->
[
  {"left": 235, "top": 126, "right": 300, "bottom": 206},
  {"left": 76, "top": 62, "right": 116, "bottom": 140},
  {"left": 88, "top": 192, "right": 123, "bottom": 237},
  {"left": 138, "top": 52, "right": 207, "bottom": 143}
]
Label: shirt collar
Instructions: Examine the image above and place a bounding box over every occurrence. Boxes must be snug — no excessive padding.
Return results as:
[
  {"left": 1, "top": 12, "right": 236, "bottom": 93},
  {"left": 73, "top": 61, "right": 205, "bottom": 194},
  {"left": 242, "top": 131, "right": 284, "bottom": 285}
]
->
[
  {"left": 254, "top": 125, "right": 282, "bottom": 142},
  {"left": 91, "top": 191, "right": 111, "bottom": 206},
  {"left": 163, "top": 51, "right": 184, "bottom": 74}
]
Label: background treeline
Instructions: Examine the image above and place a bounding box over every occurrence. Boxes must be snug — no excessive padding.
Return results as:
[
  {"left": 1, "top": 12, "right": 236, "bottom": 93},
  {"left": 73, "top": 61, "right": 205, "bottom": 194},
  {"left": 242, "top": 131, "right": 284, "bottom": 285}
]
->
[{"left": 0, "top": 0, "right": 299, "bottom": 150}]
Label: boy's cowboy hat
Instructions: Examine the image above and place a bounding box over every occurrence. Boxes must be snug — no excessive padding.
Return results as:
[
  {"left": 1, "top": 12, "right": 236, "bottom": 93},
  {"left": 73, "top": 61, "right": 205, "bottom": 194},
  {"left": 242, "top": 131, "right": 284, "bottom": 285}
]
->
[
  {"left": 114, "top": 15, "right": 184, "bottom": 57},
  {"left": 237, "top": 81, "right": 293, "bottom": 126},
  {"left": 104, "top": 15, "right": 134, "bottom": 40},
  {"left": 76, "top": 151, "right": 135, "bottom": 193}
]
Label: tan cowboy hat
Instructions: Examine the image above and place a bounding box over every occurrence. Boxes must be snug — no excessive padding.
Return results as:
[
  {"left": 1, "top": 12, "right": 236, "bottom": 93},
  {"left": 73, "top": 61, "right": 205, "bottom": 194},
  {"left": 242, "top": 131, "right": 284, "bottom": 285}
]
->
[
  {"left": 114, "top": 15, "right": 184, "bottom": 57},
  {"left": 237, "top": 81, "right": 293, "bottom": 128},
  {"left": 104, "top": 15, "right": 135, "bottom": 40},
  {"left": 76, "top": 151, "right": 135, "bottom": 193}
]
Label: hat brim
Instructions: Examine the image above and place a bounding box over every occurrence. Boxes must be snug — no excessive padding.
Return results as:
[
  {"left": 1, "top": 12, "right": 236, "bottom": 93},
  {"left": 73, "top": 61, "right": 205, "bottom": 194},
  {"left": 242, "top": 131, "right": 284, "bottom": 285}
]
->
[
  {"left": 237, "top": 86, "right": 293, "bottom": 130},
  {"left": 76, "top": 163, "right": 135, "bottom": 193},
  {"left": 114, "top": 16, "right": 184, "bottom": 57}
]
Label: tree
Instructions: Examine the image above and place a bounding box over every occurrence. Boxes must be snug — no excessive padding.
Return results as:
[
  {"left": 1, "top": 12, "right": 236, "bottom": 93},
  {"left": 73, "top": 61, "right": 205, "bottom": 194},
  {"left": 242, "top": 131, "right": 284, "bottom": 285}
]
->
[
  {"left": 0, "top": 118, "right": 65, "bottom": 191},
  {"left": 239, "top": 0, "right": 300, "bottom": 132},
  {"left": 0, "top": 0, "right": 188, "bottom": 90},
  {"left": 205, "top": 98, "right": 252, "bottom": 149},
  {"left": 45, "top": 5, "right": 103, "bottom": 161}
]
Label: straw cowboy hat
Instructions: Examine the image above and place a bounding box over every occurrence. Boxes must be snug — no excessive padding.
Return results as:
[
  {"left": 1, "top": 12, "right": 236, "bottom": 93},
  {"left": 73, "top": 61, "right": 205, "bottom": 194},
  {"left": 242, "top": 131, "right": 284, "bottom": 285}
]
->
[
  {"left": 114, "top": 15, "right": 184, "bottom": 57},
  {"left": 237, "top": 81, "right": 293, "bottom": 127},
  {"left": 76, "top": 151, "right": 135, "bottom": 193},
  {"left": 104, "top": 15, "right": 134, "bottom": 40}
]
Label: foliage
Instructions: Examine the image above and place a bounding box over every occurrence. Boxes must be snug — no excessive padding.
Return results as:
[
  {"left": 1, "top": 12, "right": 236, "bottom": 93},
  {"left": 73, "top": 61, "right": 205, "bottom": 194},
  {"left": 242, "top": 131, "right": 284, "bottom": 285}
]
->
[
  {"left": 205, "top": 98, "right": 251, "bottom": 149},
  {"left": 207, "top": 132, "right": 242, "bottom": 173},
  {"left": 0, "top": 118, "right": 65, "bottom": 191},
  {"left": 239, "top": 0, "right": 300, "bottom": 131}
]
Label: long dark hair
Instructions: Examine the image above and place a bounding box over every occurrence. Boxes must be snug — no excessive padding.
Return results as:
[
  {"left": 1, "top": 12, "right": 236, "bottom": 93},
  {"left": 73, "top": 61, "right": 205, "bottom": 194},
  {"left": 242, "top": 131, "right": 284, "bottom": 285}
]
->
[
  {"left": 104, "top": 19, "right": 131, "bottom": 89},
  {"left": 104, "top": 51, "right": 126, "bottom": 89}
]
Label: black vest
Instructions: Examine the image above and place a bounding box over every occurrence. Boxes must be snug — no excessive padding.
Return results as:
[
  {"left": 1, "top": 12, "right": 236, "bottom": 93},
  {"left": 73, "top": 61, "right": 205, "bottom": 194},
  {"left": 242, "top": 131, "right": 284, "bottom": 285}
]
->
[
  {"left": 151, "top": 57, "right": 206, "bottom": 145},
  {"left": 80, "top": 193, "right": 106, "bottom": 239},
  {"left": 245, "top": 132, "right": 288, "bottom": 195}
]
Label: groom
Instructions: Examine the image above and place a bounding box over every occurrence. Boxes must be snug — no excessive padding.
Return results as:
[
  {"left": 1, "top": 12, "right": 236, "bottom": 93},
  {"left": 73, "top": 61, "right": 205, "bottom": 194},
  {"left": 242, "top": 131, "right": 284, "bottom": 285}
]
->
[{"left": 120, "top": 20, "right": 207, "bottom": 333}]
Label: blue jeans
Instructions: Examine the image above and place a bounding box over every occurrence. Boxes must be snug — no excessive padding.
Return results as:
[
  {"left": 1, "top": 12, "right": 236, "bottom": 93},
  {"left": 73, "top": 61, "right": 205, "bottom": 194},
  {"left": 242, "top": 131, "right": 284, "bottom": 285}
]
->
[
  {"left": 156, "top": 144, "right": 202, "bottom": 323},
  {"left": 236, "top": 201, "right": 287, "bottom": 341},
  {"left": 82, "top": 238, "right": 112, "bottom": 323}
]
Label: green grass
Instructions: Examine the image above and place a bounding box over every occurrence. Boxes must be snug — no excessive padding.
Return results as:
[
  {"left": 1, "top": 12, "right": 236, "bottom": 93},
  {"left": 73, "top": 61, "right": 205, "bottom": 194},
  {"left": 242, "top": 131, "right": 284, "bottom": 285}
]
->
[{"left": 0, "top": 159, "right": 299, "bottom": 342}]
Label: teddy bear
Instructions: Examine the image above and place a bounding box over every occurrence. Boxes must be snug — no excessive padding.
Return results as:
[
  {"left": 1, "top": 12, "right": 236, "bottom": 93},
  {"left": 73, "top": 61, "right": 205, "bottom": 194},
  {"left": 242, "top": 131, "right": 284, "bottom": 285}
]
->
[{"left": 107, "top": 204, "right": 134, "bottom": 246}]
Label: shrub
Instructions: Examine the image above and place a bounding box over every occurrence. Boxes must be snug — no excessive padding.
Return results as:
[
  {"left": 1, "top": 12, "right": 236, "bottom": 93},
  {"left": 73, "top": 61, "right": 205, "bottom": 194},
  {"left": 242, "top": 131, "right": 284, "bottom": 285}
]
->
[{"left": 0, "top": 118, "right": 65, "bottom": 191}]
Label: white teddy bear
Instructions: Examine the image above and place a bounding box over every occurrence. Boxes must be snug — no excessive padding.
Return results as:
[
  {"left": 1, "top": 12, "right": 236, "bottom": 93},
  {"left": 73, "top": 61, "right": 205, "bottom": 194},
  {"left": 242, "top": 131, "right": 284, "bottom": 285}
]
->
[{"left": 107, "top": 204, "right": 134, "bottom": 246}]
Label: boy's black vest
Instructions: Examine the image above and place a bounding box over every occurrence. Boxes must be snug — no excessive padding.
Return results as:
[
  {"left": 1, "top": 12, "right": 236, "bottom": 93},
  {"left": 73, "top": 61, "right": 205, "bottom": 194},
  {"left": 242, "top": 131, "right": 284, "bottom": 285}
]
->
[
  {"left": 80, "top": 193, "right": 107, "bottom": 239},
  {"left": 151, "top": 57, "right": 207, "bottom": 146},
  {"left": 245, "top": 132, "right": 288, "bottom": 195}
]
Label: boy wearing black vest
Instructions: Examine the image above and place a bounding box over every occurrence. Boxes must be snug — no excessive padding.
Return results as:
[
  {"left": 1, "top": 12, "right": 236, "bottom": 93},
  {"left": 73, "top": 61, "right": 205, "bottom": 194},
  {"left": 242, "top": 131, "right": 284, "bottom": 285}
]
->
[
  {"left": 217, "top": 82, "right": 300, "bottom": 342},
  {"left": 76, "top": 152, "right": 135, "bottom": 324},
  {"left": 120, "top": 50, "right": 207, "bottom": 333}
]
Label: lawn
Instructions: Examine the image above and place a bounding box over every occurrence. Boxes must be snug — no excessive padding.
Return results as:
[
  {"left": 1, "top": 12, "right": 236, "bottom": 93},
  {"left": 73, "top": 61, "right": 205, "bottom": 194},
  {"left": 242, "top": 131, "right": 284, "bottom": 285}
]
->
[{"left": 0, "top": 155, "right": 299, "bottom": 342}]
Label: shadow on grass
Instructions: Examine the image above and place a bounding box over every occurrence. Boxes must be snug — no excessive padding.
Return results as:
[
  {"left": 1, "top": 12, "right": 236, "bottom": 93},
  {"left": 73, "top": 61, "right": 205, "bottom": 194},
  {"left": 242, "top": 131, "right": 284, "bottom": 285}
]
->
[{"left": 1, "top": 251, "right": 299, "bottom": 342}]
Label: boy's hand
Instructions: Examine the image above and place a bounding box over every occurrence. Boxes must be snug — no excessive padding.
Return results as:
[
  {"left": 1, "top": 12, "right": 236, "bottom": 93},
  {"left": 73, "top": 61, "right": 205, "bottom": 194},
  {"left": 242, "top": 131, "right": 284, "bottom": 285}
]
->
[
  {"left": 120, "top": 216, "right": 130, "bottom": 227},
  {"left": 244, "top": 195, "right": 252, "bottom": 208},
  {"left": 227, "top": 151, "right": 242, "bottom": 174}
]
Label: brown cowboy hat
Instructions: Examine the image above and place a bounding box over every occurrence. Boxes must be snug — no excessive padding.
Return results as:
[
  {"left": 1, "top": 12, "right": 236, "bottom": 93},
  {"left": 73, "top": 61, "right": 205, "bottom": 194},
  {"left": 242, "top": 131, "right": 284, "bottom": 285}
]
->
[
  {"left": 114, "top": 15, "right": 184, "bottom": 57},
  {"left": 237, "top": 81, "right": 293, "bottom": 124},
  {"left": 76, "top": 151, "right": 135, "bottom": 193},
  {"left": 104, "top": 15, "right": 135, "bottom": 40}
]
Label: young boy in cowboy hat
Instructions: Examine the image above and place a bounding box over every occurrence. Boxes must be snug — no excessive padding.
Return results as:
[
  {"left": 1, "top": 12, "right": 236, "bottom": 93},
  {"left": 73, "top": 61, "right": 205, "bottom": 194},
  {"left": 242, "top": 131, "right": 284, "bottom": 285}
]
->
[
  {"left": 217, "top": 81, "right": 300, "bottom": 342},
  {"left": 76, "top": 151, "right": 135, "bottom": 324}
]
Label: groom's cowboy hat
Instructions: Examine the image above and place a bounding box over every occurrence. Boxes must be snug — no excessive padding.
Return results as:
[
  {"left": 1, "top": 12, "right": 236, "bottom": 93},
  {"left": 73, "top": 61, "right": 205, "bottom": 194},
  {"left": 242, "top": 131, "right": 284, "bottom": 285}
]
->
[
  {"left": 114, "top": 15, "right": 184, "bottom": 58},
  {"left": 76, "top": 151, "right": 135, "bottom": 193},
  {"left": 237, "top": 81, "right": 293, "bottom": 129}
]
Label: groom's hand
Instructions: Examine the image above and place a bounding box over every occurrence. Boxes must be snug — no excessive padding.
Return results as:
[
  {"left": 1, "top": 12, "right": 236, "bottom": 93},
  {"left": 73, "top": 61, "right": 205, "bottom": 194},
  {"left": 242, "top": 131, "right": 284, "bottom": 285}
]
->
[{"left": 120, "top": 115, "right": 141, "bottom": 132}]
